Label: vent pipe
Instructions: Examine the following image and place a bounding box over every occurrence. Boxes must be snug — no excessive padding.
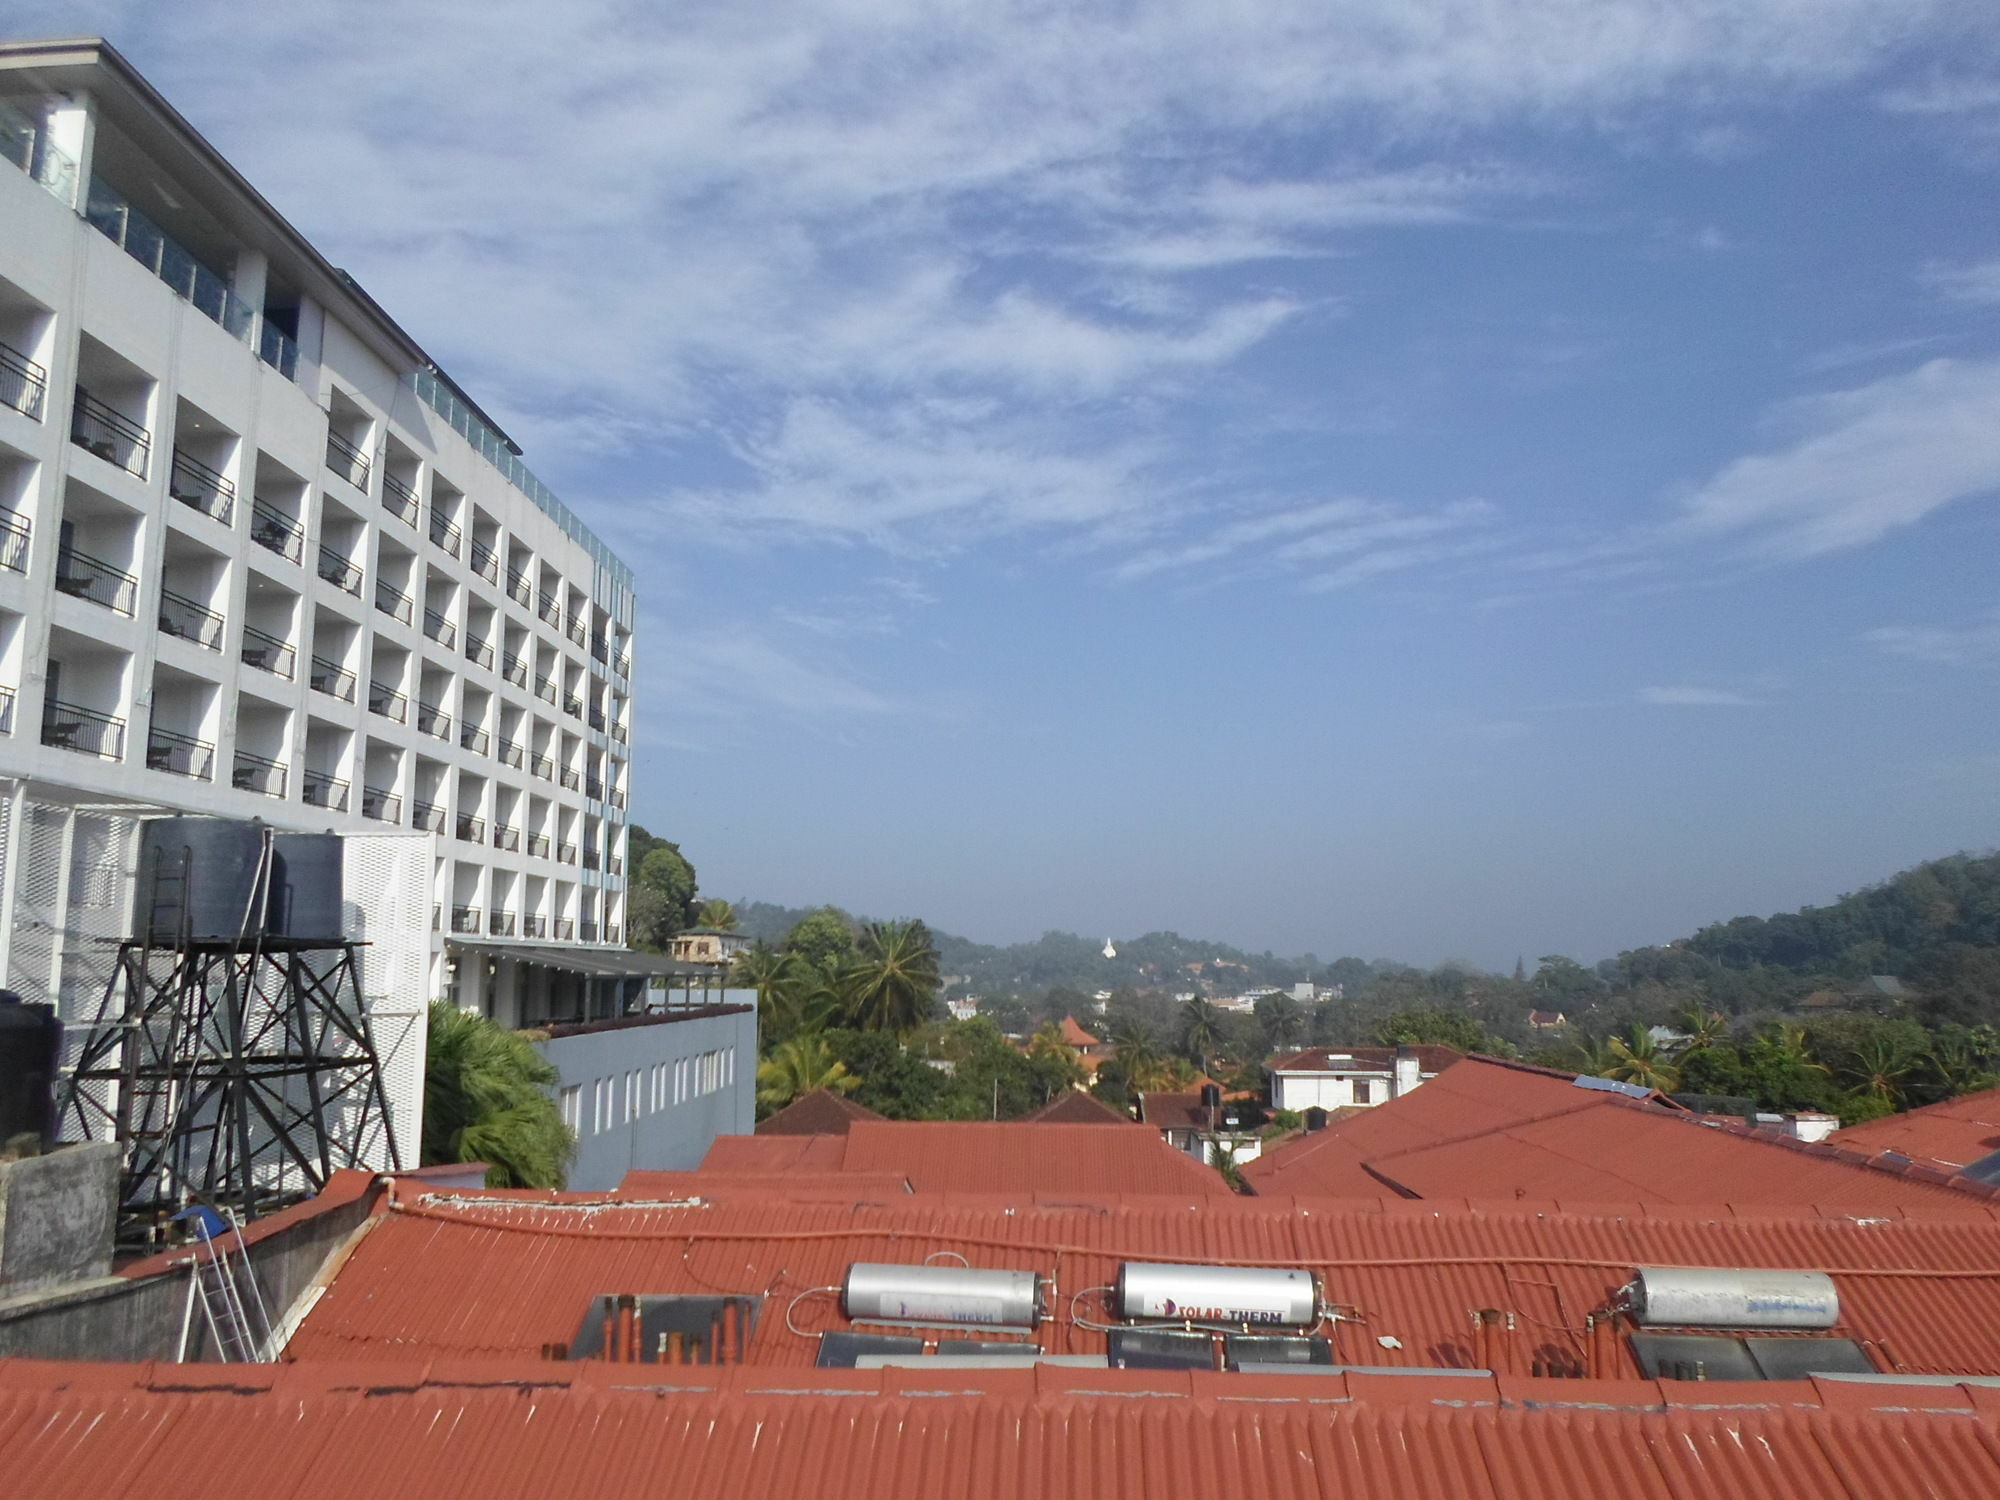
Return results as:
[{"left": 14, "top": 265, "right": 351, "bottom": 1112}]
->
[{"left": 1392, "top": 1045, "right": 1421, "bottom": 1098}]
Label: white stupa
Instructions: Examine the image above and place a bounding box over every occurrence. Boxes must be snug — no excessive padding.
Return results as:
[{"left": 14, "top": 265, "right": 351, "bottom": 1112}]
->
[{"left": 1102, "top": 938, "right": 1117, "bottom": 959}]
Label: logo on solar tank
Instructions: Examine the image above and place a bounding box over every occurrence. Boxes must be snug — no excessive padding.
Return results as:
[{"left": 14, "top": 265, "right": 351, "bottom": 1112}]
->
[{"left": 1160, "top": 1297, "right": 1282, "bottom": 1324}]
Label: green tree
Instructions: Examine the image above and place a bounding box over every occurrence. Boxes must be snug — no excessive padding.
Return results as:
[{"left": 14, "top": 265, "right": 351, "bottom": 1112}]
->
[
  {"left": 634, "top": 841, "right": 698, "bottom": 933},
  {"left": 695, "top": 898, "right": 739, "bottom": 931},
  {"left": 1604, "top": 1023, "right": 1681, "bottom": 1092},
  {"left": 1371, "top": 1006, "right": 1494, "bottom": 1054},
  {"left": 842, "top": 919, "right": 941, "bottom": 1035},
  {"left": 1674, "top": 1004, "right": 1731, "bottom": 1052},
  {"left": 1255, "top": 992, "right": 1306, "bottom": 1053},
  {"left": 756, "top": 1034, "right": 857, "bottom": 1111},
  {"left": 784, "top": 907, "right": 859, "bottom": 976},
  {"left": 422, "top": 1002, "right": 574, "bottom": 1189},
  {"left": 1179, "top": 998, "right": 1223, "bottom": 1073}
]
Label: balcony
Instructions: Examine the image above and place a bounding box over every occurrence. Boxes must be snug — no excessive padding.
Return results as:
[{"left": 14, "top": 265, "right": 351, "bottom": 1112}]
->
[
  {"left": 382, "top": 472, "right": 419, "bottom": 527},
  {"left": 585, "top": 775, "right": 604, "bottom": 800},
  {"left": 582, "top": 846, "right": 600, "bottom": 872},
  {"left": 610, "top": 721, "right": 628, "bottom": 745},
  {"left": 146, "top": 726, "right": 214, "bottom": 780},
  {"left": 590, "top": 632, "right": 608, "bottom": 664},
  {"left": 526, "top": 831, "right": 551, "bottom": 858},
  {"left": 460, "top": 724, "right": 490, "bottom": 756},
  {"left": 368, "top": 681, "right": 407, "bottom": 723},
  {"left": 523, "top": 914, "right": 547, "bottom": 939},
  {"left": 506, "top": 571, "right": 533, "bottom": 608},
  {"left": 610, "top": 788, "right": 627, "bottom": 810},
  {"left": 559, "top": 767, "right": 581, "bottom": 792},
  {"left": 0, "top": 686, "right": 12, "bottom": 735},
  {"left": 609, "top": 854, "right": 623, "bottom": 876},
  {"left": 492, "top": 823, "right": 521, "bottom": 853},
  {"left": 240, "top": 624, "right": 295, "bottom": 679},
  {"left": 557, "top": 841, "right": 578, "bottom": 864},
  {"left": 158, "top": 589, "right": 224, "bottom": 651},
  {"left": 464, "top": 635, "right": 494, "bottom": 671},
  {"left": 310, "top": 655, "right": 357, "bottom": 703},
  {"left": 536, "top": 591, "right": 561, "bottom": 627},
  {"left": 302, "top": 769, "right": 350, "bottom": 811},
  {"left": 374, "top": 582, "right": 413, "bottom": 625},
  {"left": 488, "top": 910, "right": 517, "bottom": 937},
  {"left": 423, "top": 608, "right": 455, "bottom": 649},
  {"left": 258, "top": 321, "right": 298, "bottom": 381},
  {"left": 606, "top": 924, "right": 621, "bottom": 945},
  {"left": 497, "top": 737, "right": 524, "bottom": 769},
  {"left": 450, "top": 904, "right": 481, "bottom": 935},
  {"left": 317, "top": 545, "right": 362, "bottom": 596},
  {"left": 428, "top": 510, "right": 461, "bottom": 558},
  {"left": 613, "top": 653, "right": 630, "bottom": 678},
  {"left": 54, "top": 547, "right": 137, "bottom": 615},
  {"left": 325, "top": 430, "right": 370, "bottom": 491},
  {"left": 168, "top": 450, "right": 234, "bottom": 525},
  {"left": 535, "top": 676, "right": 558, "bottom": 705},
  {"left": 456, "top": 814, "right": 486, "bottom": 843},
  {"left": 415, "top": 701, "right": 451, "bottom": 740},
  {"left": 554, "top": 917, "right": 575, "bottom": 941},
  {"left": 251, "top": 504, "right": 304, "bottom": 564},
  {"left": 70, "top": 388, "right": 149, "bottom": 478},
  {"left": 502, "top": 652, "right": 529, "bottom": 688},
  {"left": 566, "top": 616, "right": 587, "bottom": 648},
  {"left": 411, "top": 799, "right": 445, "bottom": 832},
  {"left": 564, "top": 695, "right": 584, "bottom": 720},
  {"left": 581, "top": 920, "right": 600, "bottom": 943},
  {"left": 469, "top": 539, "right": 499, "bottom": 584},
  {"left": 232, "top": 750, "right": 286, "bottom": 797},
  {"left": 42, "top": 699, "right": 123, "bottom": 759},
  {"left": 0, "top": 340, "right": 46, "bottom": 420},
  {"left": 530, "top": 754, "right": 555, "bottom": 781},
  {"left": 361, "top": 785, "right": 402, "bottom": 823},
  {"left": 0, "top": 509, "right": 29, "bottom": 573},
  {"left": 588, "top": 705, "right": 606, "bottom": 731}
]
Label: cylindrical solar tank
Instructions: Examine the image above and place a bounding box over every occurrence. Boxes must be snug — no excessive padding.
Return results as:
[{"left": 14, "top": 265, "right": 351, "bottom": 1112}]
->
[
  {"left": 842, "top": 1263, "right": 1044, "bottom": 1329},
  {"left": 1115, "top": 1263, "right": 1319, "bottom": 1327},
  {"left": 1627, "top": 1267, "right": 1839, "bottom": 1329},
  {"left": 270, "top": 833, "right": 345, "bottom": 942},
  {"left": 0, "top": 993, "right": 58, "bottom": 1147},
  {"left": 134, "top": 817, "right": 270, "bottom": 941}
]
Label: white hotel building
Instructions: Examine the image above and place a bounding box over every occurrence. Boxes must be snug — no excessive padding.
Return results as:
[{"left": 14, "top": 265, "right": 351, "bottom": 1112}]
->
[{"left": 0, "top": 37, "right": 647, "bottom": 1042}]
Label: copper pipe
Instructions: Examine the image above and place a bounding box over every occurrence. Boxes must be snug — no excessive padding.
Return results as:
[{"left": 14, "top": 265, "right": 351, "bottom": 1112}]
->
[
  {"left": 618, "top": 1296, "right": 637, "bottom": 1362},
  {"left": 601, "top": 1306, "right": 617, "bottom": 1363}
]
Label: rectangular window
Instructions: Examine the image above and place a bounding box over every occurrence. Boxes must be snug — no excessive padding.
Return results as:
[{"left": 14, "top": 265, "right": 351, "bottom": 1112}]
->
[
  {"left": 626, "top": 1069, "right": 641, "bottom": 1122},
  {"left": 559, "top": 1084, "right": 581, "bottom": 1134},
  {"left": 1352, "top": 1079, "right": 1372, "bottom": 1105}
]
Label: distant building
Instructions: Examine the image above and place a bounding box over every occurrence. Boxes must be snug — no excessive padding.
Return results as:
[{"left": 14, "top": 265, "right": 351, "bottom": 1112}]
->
[
  {"left": 1267, "top": 1045, "right": 1456, "bottom": 1112},
  {"left": 1527, "top": 1009, "right": 1567, "bottom": 1029},
  {"left": 669, "top": 927, "right": 752, "bottom": 966},
  {"left": 946, "top": 995, "right": 980, "bottom": 1022},
  {"left": 1140, "top": 1090, "right": 1267, "bottom": 1168}
]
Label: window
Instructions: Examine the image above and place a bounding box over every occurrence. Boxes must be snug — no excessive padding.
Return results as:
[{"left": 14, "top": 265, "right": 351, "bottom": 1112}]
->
[
  {"left": 1352, "top": 1079, "right": 1372, "bottom": 1105},
  {"left": 559, "top": 1084, "right": 581, "bottom": 1134},
  {"left": 593, "top": 1077, "right": 611, "bottom": 1134},
  {"left": 626, "top": 1069, "right": 641, "bottom": 1122}
]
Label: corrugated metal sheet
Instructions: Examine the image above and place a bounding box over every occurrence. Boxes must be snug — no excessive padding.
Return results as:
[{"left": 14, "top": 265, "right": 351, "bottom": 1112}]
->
[
  {"left": 287, "top": 1189, "right": 2000, "bottom": 1377},
  {"left": 754, "top": 1089, "right": 886, "bottom": 1136},
  {"left": 1832, "top": 1087, "right": 2000, "bottom": 1172},
  {"left": 1019, "top": 1091, "right": 1137, "bottom": 1124},
  {"left": 1269, "top": 1045, "right": 1463, "bottom": 1073},
  {"left": 6, "top": 1359, "right": 2000, "bottom": 1500}
]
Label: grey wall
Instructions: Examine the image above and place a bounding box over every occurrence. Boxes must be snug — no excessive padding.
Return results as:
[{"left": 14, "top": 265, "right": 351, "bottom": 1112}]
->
[
  {"left": 0, "top": 1144, "right": 118, "bottom": 1294},
  {"left": 538, "top": 996, "right": 757, "bottom": 1192}
]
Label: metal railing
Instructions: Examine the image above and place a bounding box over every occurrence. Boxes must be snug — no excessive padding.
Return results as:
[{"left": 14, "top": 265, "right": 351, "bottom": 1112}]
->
[
  {"left": 382, "top": 471, "right": 420, "bottom": 526},
  {"left": 585, "top": 776, "right": 604, "bottom": 800},
  {"left": 527, "top": 832, "right": 551, "bottom": 858},
  {"left": 610, "top": 788, "right": 627, "bottom": 810},
  {"left": 488, "top": 910, "right": 517, "bottom": 937},
  {"left": 559, "top": 767, "right": 581, "bottom": 791},
  {"left": 317, "top": 545, "right": 362, "bottom": 595},
  {"left": 310, "top": 655, "right": 357, "bottom": 702},
  {"left": 535, "top": 677, "right": 558, "bottom": 705},
  {"left": 251, "top": 504, "right": 304, "bottom": 563},
  {"left": 0, "top": 509, "right": 28, "bottom": 573},
  {"left": 582, "top": 846, "right": 600, "bottom": 871},
  {"left": 325, "top": 430, "right": 370, "bottom": 490},
  {"left": 70, "top": 387, "right": 149, "bottom": 477},
  {"left": 492, "top": 823, "right": 521, "bottom": 852},
  {"left": 147, "top": 726, "right": 214, "bottom": 779},
  {"left": 423, "top": 607, "right": 455, "bottom": 648},
  {"left": 1, "top": 340, "right": 47, "bottom": 420},
  {"left": 375, "top": 582, "right": 414, "bottom": 624},
  {"left": 506, "top": 571, "right": 533, "bottom": 608},
  {"left": 0, "top": 686, "right": 12, "bottom": 735},
  {"left": 54, "top": 546, "right": 137, "bottom": 614},
  {"left": 456, "top": 814, "right": 486, "bottom": 843},
  {"left": 368, "top": 682, "right": 408, "bottom": 722},
  {"left": 523, "top": 914, "right": 548, "bottom": 938},
  {"left": 565, "top": 695, "right": 584, "bottom": 720},
  {"left": 502, "top": 652, "right": 529, "bottom": 687},
  {"left": 537, "top": 591, "right": 561, "bottom": 626},
  {"left": 158, "top": 588, "right": 224, "bottom": 649},
  {"left": 415, "top": 701, "right": 451, "bottom": 739},
  {"left": 469, "top": 538, "right": 499, "bottom": 583},
  {"left": 581, "top": 920, "right": 600, "bottom": 943},
  {"left": 232, "top": 750, "right": 286, "bottom": 797},
  {"left": 588, "top": 705, "right": 606, "bottom": 731},
  {"left": 411, "top": 800, "right": 445, "bottom": 832},
  {"left": 465, "top": 636, "right": 495, "bottom": 670},
  {"left": 42, "top": 699, "right": 124, "bottom": 759},
  {"left": 240, "top": 624, "right": 295, "bottom": 679},
  {"left": 613, "top": 653, "right": 631, "bottom": 678},
  {"left": 554, "top": 918, "right": 575, "bottom": 941},
  {"left": 606, "top": 924, "right": 620, "bottom": 945},
  {"left": 460, "top": 724, "right": 490, "bottom": 756},
  {"left": 450, "top": 905, "right": 482, "bottom": 935},
  {"left": 566, "top": 616, "right": 587, "bottom": 647},
  {"left": 302, "top": 769, "right": 350, "bottom": 811},
  {"left": 498, "top": 738, "right": 525, "bottom": 769},
  {"left": 530, "top": 754, "right": 555, "bottom": 781},
  {"left": 609, "top": 854, "right": 623, "bottom": 876},
  {"left": 557, "top": 841, "right": 578, "bottom": 864},
  {"left": 259, "top": 320, "right": 299, "bottom": 380},
  {"left": 611, "top": 721, "right": 628, "bottom": 745},
  {"left": 428, "top": 510, "right": 461, "bottom": 557},
  {"left": 590, "top": 632, "right": 608, "bottom": 663},
  {"left": 361, "top": 785, "right": 402, "bottom": 822},
  {"left": 169, "top": 449, "right": 235, "bottom": 524}
]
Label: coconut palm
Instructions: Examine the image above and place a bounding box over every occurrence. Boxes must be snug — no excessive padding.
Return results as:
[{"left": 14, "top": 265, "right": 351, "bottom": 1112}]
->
[
  {"left": 1257, "top": 993, "right": 1305, "bottom": 1051},
  {"left": 841, "top": 919, "right": 941, "bottom": 1035},
  {"left": 1674, "top": 1004, "right": 1730, "bottom": 1053},
  {"left": 1179, "top": 998, "right": 1224, "bottom": 1073},
  {"left": 695, "top": 898, "right": 739, "bottom": 931},
  {"left": 756, "top": 1033, "right": 857, "bottom": 1110},
  {"left": 1839, "top": 1037, "right": 1922, "bottom": 1106},
  {"left": 1605, "top": 1023, "right": 1681, "bottom": 1093},
  {"left": 422, "top": 1001, "right": 574, "bottom": 1189}
]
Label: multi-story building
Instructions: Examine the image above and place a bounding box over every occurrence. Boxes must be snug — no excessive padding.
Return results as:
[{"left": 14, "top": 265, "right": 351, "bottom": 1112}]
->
[{"left": 0, "top": 37, "right": 642, "bottom": 1037}]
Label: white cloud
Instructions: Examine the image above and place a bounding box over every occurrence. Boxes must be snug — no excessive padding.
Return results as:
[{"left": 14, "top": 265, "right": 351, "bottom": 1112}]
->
[
  {"left": 1923, "top": 257, "right": 2000, "bottom": 305},
  {"left": 1864, "top": 610, "right": 2000, "bottom": 664},
  {"left": 1637, "top": 686, "right": 1761, "bottom": 706}
]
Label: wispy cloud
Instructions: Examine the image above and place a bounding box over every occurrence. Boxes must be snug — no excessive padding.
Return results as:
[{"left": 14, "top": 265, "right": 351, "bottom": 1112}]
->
[
  {"left": 1864, "top": 609, "right": 2000, "bottom": 665},
  {"left": 1637, "top": 686, "right": 1762, "bottom": 707},
  {"left": 1923, "top": 257, "right": 2000, "bottom": 306}
]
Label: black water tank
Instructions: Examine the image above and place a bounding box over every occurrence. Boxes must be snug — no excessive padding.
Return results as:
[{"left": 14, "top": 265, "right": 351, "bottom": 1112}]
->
[
  {"left": 1199, "top": 1082, "right": 1222, "bottom": 1110},
  {"left": 0, "top": 992, "right": 58, "bottom": 1148},
  {"left": 1304, "top": 1107, "right": 1329, "bottom": 1132},
  {"left": 270, "top": 833, "right": 344, "bottom": 941},
  {"left": 134, "top": 817, "right": 270, "bottom": 941}
]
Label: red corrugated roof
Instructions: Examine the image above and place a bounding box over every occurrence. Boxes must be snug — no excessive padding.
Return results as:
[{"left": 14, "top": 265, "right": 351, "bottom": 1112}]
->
[
  {"left": 1269, "top": 1044, "right": 1461, "bottom": 1073},
  {"left": 11, "top": 1358, "right": 2000, "bottom": 1500},
  {"left": 1019, "top": 1090, "right": 1137, "bottom": 1124},
  {"left": 754, "top": 1089, "right": 885, "bottom": 1135},
  {"left": 836, "top": 1121, "right": 1231, "bottom": 1194},
  {"left": 703, "top": 1133, "right": 852, "bottom": 1172},
  {"left": 287, "top": 1188, "right": 2000, "bottom": 1378},
  {"left": 617, "top": 1169, "right": 913, "bottom": 1198},
  {"left": 1832, "top": 1087, "right": 2000, "bottom": 1172}
]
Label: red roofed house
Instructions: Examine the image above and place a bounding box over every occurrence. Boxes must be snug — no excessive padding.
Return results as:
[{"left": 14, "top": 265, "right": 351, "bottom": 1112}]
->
[
  {"left": 1831, "top": 1085, "right": 2000, "bottom": 1175},
  {"left": 754, "top": 1088, "right": 885, "bottom": 1136},
  {"left": 1266, "top": 1044, "right": 1457, "bottom": 1112}
]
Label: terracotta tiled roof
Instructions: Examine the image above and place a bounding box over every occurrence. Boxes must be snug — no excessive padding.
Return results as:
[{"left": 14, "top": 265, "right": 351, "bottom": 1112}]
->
[
  {"left": 1059, "top": 1016, "right": 1101, "bottom": 1048},
  {"left": 616, "top": 1169, "right": 913, "bottom": 1199},
  {"left": 14, "top": 1358, "right": 2000, "bottom": 1500},
  {"left": 755, "top": 1088, "right": 886, "bottom": 1136},
  {"left": 704, "top": 1133, "right": 850, "bottom": 1172},
  {"left": 1831, "top": 1087, "right": 2000, "bottom": 1173},
  {"left": 1019, "top": 1090, "right": 1137, "bottom": 1124},
  {"left": 1268, "top": 1045, "right": 1461, "bottom": 1074}
]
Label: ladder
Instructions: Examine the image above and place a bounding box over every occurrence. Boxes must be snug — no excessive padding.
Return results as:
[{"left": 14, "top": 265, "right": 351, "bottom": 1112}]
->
[{"left": 176, "top": 1205, "right": 273, "bottom": 1362}]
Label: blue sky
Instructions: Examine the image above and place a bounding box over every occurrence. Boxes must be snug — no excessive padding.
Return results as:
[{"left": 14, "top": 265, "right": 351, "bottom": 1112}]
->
[{"left": 26, "top": 1, "right": 2000, "bottom": 965}]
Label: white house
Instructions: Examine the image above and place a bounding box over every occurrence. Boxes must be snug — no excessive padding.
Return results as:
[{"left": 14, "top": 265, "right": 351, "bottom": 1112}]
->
[{"left": 1267, "top": 1045, "right": 1458, "bottom": 1112}]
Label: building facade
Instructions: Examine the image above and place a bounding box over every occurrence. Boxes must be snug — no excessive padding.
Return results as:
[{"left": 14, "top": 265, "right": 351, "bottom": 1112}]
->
[
  {"left": 1266, "top": 1045, "right": 1455, "bottom": 1113},
  {"left": 0, "top": 39, "right": 641, "bottom": 1040}
]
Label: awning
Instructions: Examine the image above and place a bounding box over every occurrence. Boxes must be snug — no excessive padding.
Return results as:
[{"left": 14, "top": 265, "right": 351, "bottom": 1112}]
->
[{"left": 447, "top": 943, "right": 684, "bottom": 978}]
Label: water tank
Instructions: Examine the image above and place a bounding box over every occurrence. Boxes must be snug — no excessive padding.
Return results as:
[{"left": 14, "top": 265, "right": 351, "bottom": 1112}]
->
[
  {"left": 1115, "top": 1263, "right": 1320, "bottom": 1327},
  {"left": 134, "top": 817, "right": 270, "bottom": 941},
  {"left": 270, "top": 833, "right": 344, "bottom": 941},
  {"left": 0, "top": 992, "right": 58, "bottom": 1148},
  {"left": 841, "top": 1262, "right": 1044, "bottom": 1329},
  {"left": 1304, "top": 1107, "right": 1329, "bottom": 1132},
  {"left": 1626, "top": 1267, "right": 1839, "bottom": 1329}
]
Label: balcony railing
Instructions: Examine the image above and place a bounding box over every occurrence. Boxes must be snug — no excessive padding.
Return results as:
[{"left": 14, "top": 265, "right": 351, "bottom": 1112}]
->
[
  {"left": 523, "top": 914, "right": 547, "bottom": 938},
  {"left": 428, "top": 510, "right": 462, "bottom": 557},
  {"left": 527, "top": 831, "right": 551, "bottom": 858},
  {"left": 530, "top": 754, "right": 555, "bottom": 781},
  {"left": 147, "top": 726, "right": 214, "bottom": 780},
  {"left": 588, "top": 705, "right": 606, "bottom": 731},
  {"left": 70, "top": 388, "right": 149, "bottom": 477},
  {"left": 42, "top": 699, "right": 123, "bottom": 759},
  {"left": 606, "top": 924, "right": 621, "bottom": 945},
  {"left": 0, "top": 509, "right": 29, "bottom": 573},
  {"left": 368, "top": 682, "right": 408, "bottom": 722},
  {"left": 488, "top": 910, "right": 517, "bottom": 937},
  {"left": 565, "top": 695, "right": 584, "bottom": 720},
  {"left": 375, "top": 582, "right": 414, "bottom": 624},
  {"left": 1, "top": 340, "right": 47, "bottom": 420},
  {"left": 535, "top": 677, "right": 558, "bottom": 705},
  {"left": 158, "top": 589, "right": 225, "bottom": 650},
  {"left": 613, "top": 653, "right": 631, "bottom": 678},
  {"left": 423, "top": 608, "right": 455, "bottom": 648},
  {"left": 582, "top": 847, "right": 600, "bottom": 872},
  {"left": 537, "top": 591, "right": 561, "bottom": 626},
  {"left": 464, "top": 636, "right": 495, "bottom": 670},
  {"left": 251, "top": 504, "right": 304, "bottom": 563},
  {"left": 581, "top": 920, "right": 600, "bottom": 944},
  {"left": 609, "top": 854, "right": 623, "bottom": 876},
  {"left": 610, "top": 721, "right": 628, "bottom": 745},
  {"left": 492, "top": 823, "right": 521, "bottom": 853},
  {"left": 325, "top": 430, "right": 370, "bottom": 490},
  {"left": 557, "top": 841, "right": 578, "bottom": 864},
  {"left": 590, "top": 632, "right": 608, "bottom": 663},
  {"left": 232, "top": 750, "right": 286, "bottom": 797},
  {"left": 0, "top": 686, "right": 13, "bottom": 735},
  {"left": 610, "top": 788, "right": 627, "bottom": 810},
  {"left": 258, "top": 320, "right": 299, "bottom": 380},
  {"left": 469, "top": 539, "right": 499, "bottom": 583},
  {"left": 559, "top": 767, "right": 581, "bottom": 792},
  {"left": 566, "top": 617, "right": 588, "bottom": 648},
  {"left": 240, "top": 624, "right": 295, "bottom": 679},
  {"left": 450, "top": 905, "right": 481, "bottom": 935},
  {"left": 317, "top": 545, "right": 362, "bottom": 595},
  {"left": 502, "top": 652, "right": 529, "bottom": 687},
  {"left": 554, "top": 918, "right": 575, "bottom": 941},
  {"left": 302, "top": 770, "right": 350, "bottom": 811},
  {"left": 456, "top": 814, "right": 486, "bottom": 843},
  {"left": 310, "top": 655, "right": 357, "bottom": 702},
  {"left": 169, "top": 449, "right": 235, "bottom": 524},
  {"left": 498, "top": 738, "right": 525, "bottom": 769},
  {"left": 361, "top": 785, "right": 402, "bottom": 823},
  {"left": 585, "top": 776, "right": 604, "bottom": 801},
  {"left": 460, "top": 724, "right": 491, "bottom": 756},
  {"left": 382, "top": 471, "right": 419, "bottom": 526},
  {"left": 506, "top": 571, "right": 533, "bottom": 608},
  {"left": 411, "top": 800, "right": 445, "bottom": 832},
  {"left": 415, "top": 701, "right": 451, "bottom": 739},
  {"left": 54, "top": 547, "right": 137, "bottom": 615}
]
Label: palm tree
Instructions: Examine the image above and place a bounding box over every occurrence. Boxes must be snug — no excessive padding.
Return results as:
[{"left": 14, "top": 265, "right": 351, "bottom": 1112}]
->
[
  {"left": 1839, "top": 1037, "right": 1922, "bottom": 1106},
  {"left": 1180, "top": 998, "right": 1223, "bottom": 1074},
  {"left": 1567, "top": 1033, "right": 1622, "bottom": 1078},
  {"left": 841, "top": 919, "right": 941, "bottom": 1035},
  {"left": 756, "top": 1033, "right": 857, "bottom": 1110},
  {"left": 1257, "top": 994, "right": 1305, "bottom": 1051},
  {"left": 695, "top": 898, "right": 739, "bottom": 931},
  {"left": 1605, "top": 1023, "right": 1681, "bottom": 1092},
  {"left": 1674, "top": 1004, "right": 1729, "bottom": 1053},
  {"left": 1107, "top": 1019, "right": 1175, "bottom": 1092},
  {"left": 422, "top": 1001, "right": 574, "bottom": 1189}
]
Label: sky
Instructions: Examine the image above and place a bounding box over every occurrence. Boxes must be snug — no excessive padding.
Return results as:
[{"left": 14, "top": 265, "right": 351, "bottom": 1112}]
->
[{"left": 19, "top": 1, "right": 2000, "bottom": 966}]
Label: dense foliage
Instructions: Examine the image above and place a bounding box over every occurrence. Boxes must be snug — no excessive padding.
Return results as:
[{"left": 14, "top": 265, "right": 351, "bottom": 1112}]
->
[{"left": 423, "top": 1001, "right": 575, "bottom": 1188}]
